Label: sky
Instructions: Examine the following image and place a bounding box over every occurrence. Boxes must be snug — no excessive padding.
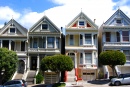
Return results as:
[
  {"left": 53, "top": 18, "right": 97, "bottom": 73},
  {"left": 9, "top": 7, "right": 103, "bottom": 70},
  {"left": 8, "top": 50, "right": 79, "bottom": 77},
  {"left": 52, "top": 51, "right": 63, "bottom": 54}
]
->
[{"left": 0, "top": 0, "right": 130, "bottom": 29}]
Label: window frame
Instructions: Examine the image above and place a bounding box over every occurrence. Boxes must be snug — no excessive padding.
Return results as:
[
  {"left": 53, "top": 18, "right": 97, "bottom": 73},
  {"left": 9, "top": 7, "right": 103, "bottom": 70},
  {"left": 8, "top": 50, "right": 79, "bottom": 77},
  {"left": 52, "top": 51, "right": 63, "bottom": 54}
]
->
[
  {"left": 122, "top": 31, "right": 129, "bottom": 42},
  {"left": 85, "top": 53, "right": 92, "bottom": 64},
  {"left": 84, "top": 34, "right": 92, "bottom": 44},
  {"left": 9, "top": 27, "right": 16, "bottom": 34},
  {"left": 41, "top": 24, "right": 48, "bottom": 30},
  {"left": 69, "top": 35, "right": 74, "bottom": 45},
  {"left": 47, "top": 37, "right": 54, "bottom": 48}
]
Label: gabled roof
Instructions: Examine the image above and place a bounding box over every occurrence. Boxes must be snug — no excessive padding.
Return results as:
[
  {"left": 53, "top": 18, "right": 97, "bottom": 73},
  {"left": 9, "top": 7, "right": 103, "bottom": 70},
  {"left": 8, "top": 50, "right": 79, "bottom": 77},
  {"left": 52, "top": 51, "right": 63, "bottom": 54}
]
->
[
  {"left": 0, "top": 19, "right": 27, "bottom": 35},
  {"left": 66, "top": 12, "right": 98, "bottom": 29},
  {"left": 104, "top": 9, "right": 130, "bottom": 25},
  {"left": 29, "top": 15, "right": 60, "bottom": 32}
]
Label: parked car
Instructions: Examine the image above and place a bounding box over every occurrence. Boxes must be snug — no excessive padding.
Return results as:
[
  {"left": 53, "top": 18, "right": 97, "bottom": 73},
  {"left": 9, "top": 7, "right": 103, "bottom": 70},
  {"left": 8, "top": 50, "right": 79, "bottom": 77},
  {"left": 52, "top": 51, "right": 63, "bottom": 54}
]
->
[
  {"left": 2, "top": 79, "right": 27, "bottom": 87},
  {"left": 111, "top": 73, "right": 130, "bottom": 86}
]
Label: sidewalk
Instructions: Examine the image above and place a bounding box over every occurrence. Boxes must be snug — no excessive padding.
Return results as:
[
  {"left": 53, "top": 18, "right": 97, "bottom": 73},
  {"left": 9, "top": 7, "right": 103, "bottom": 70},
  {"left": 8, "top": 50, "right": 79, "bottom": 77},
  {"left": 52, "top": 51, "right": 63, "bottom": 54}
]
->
[{"left": 27, "top": 79, "right": 110, "bottom": 87}]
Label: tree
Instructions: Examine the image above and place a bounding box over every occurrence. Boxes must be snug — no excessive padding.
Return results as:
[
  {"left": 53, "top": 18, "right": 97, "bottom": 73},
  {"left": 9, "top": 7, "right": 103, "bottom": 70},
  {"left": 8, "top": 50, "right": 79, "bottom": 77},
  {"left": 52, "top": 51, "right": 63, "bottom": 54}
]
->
[
  {"left": 0, "top": 48, "right": 18, "bottom": 84},
  {"left": 99, "top": 50, "right": 126, "bottom": 76},
  {"left": 40, "top": 54, "right": 74, "bottom": 82},
  {"left": 41, "top": 54, "right": 73, "bottom": 72}
]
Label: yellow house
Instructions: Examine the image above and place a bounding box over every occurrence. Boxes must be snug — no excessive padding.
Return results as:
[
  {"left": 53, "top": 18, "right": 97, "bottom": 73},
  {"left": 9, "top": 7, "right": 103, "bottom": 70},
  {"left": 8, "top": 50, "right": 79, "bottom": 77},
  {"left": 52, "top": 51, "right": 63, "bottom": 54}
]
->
[{"left": 65, "top": 12, "right": 98, "bottom": 81}]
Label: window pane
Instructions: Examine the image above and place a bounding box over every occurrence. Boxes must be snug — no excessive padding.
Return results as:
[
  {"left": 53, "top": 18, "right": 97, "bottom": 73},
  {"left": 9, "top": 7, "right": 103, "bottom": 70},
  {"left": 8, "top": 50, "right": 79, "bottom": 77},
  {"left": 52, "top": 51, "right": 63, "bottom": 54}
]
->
[
  {"left": 47, "top": 37, "right": 54, "bottom": 48},
  {"left": 85, "top": 34, "right": 92, "bottom": 44},
  {"left": 116, "top": 20, "right": 121, "bottom": 24},
  {"left": 123, "top": 50, "right": 130, "bottom": 61},
  {"left": 43, "top": 37, "right": 46, "bottom": 48},
  {"left": 42, "top": 24, "right": 48, "bottom": 29},
  {"left": 79, "top": 21, "right": 84, "bottom": 26},
  {"left": 85, "top": 53, "right": 92, "bottom": 63},
  {"left": 116, "top": 32, "right": 120, "bottom": 42},
  {"left": 122, "top": 31, "right": 129, "bottom": 41},
  {"left": 106, "top": 32, "right": 110, "bottom": 42},
  {"left": 56, "top": 37, "right": 59, "bottom": 48},
  {"left": 10, "top": 28, "right": 15, "bottom": 33},
  {"left": 33, "top": 38, "right": 37, "bottom": 48},
  {"left": 80, "top": 34, "right": 83, "bottom": 45},
  {"left": 80, "top": 53, "right": 83, "bottom": 64},
  {"left": 70, "top": 35, "right": 74, "bottom": 45}
]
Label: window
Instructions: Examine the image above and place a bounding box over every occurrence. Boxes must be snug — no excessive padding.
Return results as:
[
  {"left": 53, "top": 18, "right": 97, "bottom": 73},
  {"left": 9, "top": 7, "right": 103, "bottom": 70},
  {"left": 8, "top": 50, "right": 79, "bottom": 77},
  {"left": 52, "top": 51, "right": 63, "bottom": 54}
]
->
[
  {"left": 116, "top": 32, "right": 120, "bottom": 42},
  {"left": 105, "top": 32, "right": 110, "bottom": 42},
  {"left": 47, "top": 37, "right": 54, "bottom": 48},
  {"left": 85, "top": 34, "right": 92, "bottom": 44},
  {"left": 116, "top": 20, "right": 121, "bottom": 24},
  {"left": 80, "top": 53, "right": 83, "bottom": 64},
  {"left": 79, "top": 21, "right": 85, "bottom": 26},
  {"left": 56, "top": 37, "right": 59, "bottom": 48},
  {"left": 123, "top": 50, "right": 130, "bottom": 61},
  {"left": 85, "top": 53, "right": 92, "bottom": 63},
  {"left": 122, "top": 31, "right": 129, "bottom": 41},
  {"left": 41, "top": 24, "right": 48, "bottom": 29},
  {"left": 33, "top": 38, "right": 37, "bottom": 48},
  {"left": 70, "top": 35, "right": 74, "bottom": 45},
  {"left": 80, "top": 34, "right": 83, "bottom": 45},
  {"left": 10, "top": 28, "right": 15, "bottom": 33},
  {"left": 43, "top": 37, "right": 46, "bottom": 48}
]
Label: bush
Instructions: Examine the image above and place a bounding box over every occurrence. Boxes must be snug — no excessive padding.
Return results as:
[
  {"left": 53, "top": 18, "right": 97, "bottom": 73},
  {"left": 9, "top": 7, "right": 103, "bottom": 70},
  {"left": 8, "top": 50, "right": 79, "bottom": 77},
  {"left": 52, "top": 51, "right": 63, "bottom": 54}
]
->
[
  {"left": 35, "top": 72, "right": 44, "bottom": 84},
  {"left": 98, "top": 71, "right": 104, "bottom": 79},
  {"left": 109, "top": 76, "right": 117, "bottom": 80},
  {"left": 52, "top": 83, "right": 66, "bottom": 87}
]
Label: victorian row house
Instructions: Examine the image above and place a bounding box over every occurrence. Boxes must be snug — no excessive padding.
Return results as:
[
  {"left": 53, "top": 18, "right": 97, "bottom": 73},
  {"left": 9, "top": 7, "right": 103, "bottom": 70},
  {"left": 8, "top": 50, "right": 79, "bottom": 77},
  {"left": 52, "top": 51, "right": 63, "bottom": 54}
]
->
[
  {"left": 0, "top": 8, "right": 130, "bottom": 84},
  {"left": 99, "top": 9, "right": 130, "bottom": 79}
]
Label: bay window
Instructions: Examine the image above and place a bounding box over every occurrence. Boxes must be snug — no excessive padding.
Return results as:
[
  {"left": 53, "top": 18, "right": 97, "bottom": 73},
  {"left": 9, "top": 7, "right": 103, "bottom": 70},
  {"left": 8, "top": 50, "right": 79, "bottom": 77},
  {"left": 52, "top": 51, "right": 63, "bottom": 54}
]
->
[
  {"left": 80, "top": 34, "right": 83, "bottom": 45},
  {"left": 106, "top": 32, "right": 110, "bottom": 42},
  {"left": 56, "top": 37, "right": 59, "bottom": 48},
  {"left": 43, "top": 37, "right": 46, "bottom": 48}
]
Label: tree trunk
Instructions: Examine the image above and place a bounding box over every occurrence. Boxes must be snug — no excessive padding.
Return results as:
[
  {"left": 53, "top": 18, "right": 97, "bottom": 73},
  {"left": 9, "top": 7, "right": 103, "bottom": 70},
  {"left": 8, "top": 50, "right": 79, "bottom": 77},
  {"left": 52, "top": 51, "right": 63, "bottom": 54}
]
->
[{"left": 111, "top": 66, "right": 118, "bottom": 76}]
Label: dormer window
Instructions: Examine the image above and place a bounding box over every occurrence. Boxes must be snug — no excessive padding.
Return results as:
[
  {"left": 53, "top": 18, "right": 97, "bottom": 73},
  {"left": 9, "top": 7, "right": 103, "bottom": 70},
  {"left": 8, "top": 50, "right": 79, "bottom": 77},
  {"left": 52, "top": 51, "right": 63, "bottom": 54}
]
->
[
  {"left": 41, "top": 24, "right": 48, "bottom": 30},
  {"left": 10, "top": 28, "right": 15, "bottom": 33},
  {"left": 116, "top": 19, "right": 121, "bottom": 24}
]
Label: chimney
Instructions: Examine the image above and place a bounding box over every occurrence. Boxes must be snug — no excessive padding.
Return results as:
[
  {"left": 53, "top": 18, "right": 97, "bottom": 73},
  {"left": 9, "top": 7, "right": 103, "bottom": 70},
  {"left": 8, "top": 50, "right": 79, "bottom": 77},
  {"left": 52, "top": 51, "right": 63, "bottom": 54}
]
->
[{"left": 94, "top": 19, "right": 96, "bottom": 23}]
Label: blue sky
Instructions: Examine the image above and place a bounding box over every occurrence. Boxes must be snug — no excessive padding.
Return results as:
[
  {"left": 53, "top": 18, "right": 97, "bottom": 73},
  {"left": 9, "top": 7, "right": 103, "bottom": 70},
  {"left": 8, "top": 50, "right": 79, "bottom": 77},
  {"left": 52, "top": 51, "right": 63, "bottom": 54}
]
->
[{"left": 0, "top": 0, "right": 130, "bottom": 29}]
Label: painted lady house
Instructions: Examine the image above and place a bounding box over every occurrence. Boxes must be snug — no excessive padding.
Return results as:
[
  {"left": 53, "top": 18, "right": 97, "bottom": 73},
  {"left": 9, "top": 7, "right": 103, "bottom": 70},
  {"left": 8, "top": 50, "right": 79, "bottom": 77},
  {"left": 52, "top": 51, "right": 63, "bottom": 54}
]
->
[
  {"left": 0, "top": 19, "right": 28, "bottom": 80},
  {"left": 99, "top": 8, "right": 130, "bottom": 79},
  {"left": 65, "top": 12, "right": 98, "bottom": 81}
]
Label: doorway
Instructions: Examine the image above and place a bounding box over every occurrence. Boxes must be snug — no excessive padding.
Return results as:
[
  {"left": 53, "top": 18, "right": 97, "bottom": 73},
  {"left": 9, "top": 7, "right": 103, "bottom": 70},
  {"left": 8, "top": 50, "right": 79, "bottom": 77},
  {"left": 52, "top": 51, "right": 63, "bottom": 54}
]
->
[{"left": 31, "top": 57, "right": 37, "bottom": 70}]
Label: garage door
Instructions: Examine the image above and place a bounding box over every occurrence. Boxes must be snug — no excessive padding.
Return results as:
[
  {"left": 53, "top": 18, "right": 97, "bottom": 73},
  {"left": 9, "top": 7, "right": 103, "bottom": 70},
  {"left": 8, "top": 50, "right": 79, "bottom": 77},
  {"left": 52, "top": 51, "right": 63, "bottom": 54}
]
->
[
  {"left": 82, "top": 72, "right": 96, "bottom": 81},
  {"left": 44, "top": 72, "right": 59, "bottom": 84}
]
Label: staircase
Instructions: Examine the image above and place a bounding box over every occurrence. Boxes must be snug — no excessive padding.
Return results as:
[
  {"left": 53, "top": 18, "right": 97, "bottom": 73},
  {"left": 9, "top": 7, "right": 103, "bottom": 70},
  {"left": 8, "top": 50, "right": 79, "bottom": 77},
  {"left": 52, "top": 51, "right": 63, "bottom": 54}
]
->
[
  {"left": 67, "top": 69, "right": 75, "bottom": 82},
  {"left": 26, "top": 70, "right": 36, "bottom": 85},
  {"left": 13, "top": 73, "right": 23, "bottom": 80}
]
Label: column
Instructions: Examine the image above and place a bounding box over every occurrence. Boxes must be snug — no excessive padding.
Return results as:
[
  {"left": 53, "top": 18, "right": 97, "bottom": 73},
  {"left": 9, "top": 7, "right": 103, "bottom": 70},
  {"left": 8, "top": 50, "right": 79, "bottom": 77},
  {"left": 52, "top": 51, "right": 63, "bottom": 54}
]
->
[
  {"left": 92, "top": 51, "right": 94, "bottom": 66},
  {"left": 9, "top": 40, "right": 11, "bottom": 50},
  {"left": 92, "top": 33, "right": 94, "bottom": 45},
  {"left": 54, "top": 36, "right": 56, "bottom": 48},
  {"left": 27, "top": 56, "right": 30, "bottom": 70},
  {"left": 75, "top": 52, "right": 77, "bottom": 68},
  {"left": 83, "top": 34, "right": 85, "bottom": 44},
  {"left": 37, "top": 56, "right": 40, "bottom": 70},
  {"left": 83, "top": 51, "right": 85, "bottom": 64},
  {"left": 120, "top": 31, "right": 122, "bottom": 42},
  {"left": 46, "top": 36, "right": 47, "bottom": 48},
  {"left": 24, "top": 60, "right": 27, "bottom": 73}
]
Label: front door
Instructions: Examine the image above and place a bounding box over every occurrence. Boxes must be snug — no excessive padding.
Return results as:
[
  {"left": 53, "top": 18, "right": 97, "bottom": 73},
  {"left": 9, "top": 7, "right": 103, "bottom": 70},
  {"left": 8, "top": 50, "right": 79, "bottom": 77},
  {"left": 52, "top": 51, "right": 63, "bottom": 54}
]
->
[
  {"left": 31, "top": 57, "right": 37, "bottom": 70},
  {"left": 18, "top": 60, "right": 25, "bottom": 73}
]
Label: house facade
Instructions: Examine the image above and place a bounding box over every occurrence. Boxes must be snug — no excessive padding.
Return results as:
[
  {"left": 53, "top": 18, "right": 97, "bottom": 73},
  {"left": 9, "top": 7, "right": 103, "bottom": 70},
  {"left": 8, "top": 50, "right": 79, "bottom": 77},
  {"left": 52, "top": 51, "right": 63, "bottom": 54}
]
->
[
  {"left": 65, "top": 12, "right": 98, "bottom": 81},
  {"left": 0, "top": 19, "right": 28, "bottom": 74},
  {"left": 99, "top": 9, "right": 130, "bottom": 78},
  {"left": 28, "top": 15, "right": 62, "bottom": 83}
]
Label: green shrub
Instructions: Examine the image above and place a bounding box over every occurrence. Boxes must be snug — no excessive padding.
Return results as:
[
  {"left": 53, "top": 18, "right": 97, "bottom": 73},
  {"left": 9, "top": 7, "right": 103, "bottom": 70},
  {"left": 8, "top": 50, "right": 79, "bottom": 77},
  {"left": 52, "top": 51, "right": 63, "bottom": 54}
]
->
[
  {"left": 109, "top": 76, "right": 117, "bottom": 81},
  {"left": 98, "top": 71, "right": 104, "bottom": 79},
  {"left": 35, "top": 72, "right": 44, "bottom": 84},
  {"left": 52, "top": 83, "right": 66, "bottom": 87}
]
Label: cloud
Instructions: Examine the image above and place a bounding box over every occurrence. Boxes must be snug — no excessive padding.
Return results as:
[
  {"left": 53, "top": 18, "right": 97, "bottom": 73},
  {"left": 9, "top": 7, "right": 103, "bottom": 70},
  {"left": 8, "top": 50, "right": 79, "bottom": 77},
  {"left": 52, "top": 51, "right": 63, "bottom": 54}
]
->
[
  {"left": 0, "top": 6, "right": 21, "bottom": 21},
  {"left": 0, "top": 0, "right": 130, "bottom": 29}
]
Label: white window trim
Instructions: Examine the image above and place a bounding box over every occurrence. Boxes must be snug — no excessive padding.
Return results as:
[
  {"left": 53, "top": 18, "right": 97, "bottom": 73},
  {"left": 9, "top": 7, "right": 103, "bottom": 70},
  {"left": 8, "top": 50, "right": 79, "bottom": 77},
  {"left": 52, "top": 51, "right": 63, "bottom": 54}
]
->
[
  {"left": 78, "top": 19, "right": 86, "bottom": 28},
  {"left": 9, "top": 27, "right": 16, "bottom": 34},
  {"left": 84, "top": 33, "right": 92, "bottom": 45}
]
